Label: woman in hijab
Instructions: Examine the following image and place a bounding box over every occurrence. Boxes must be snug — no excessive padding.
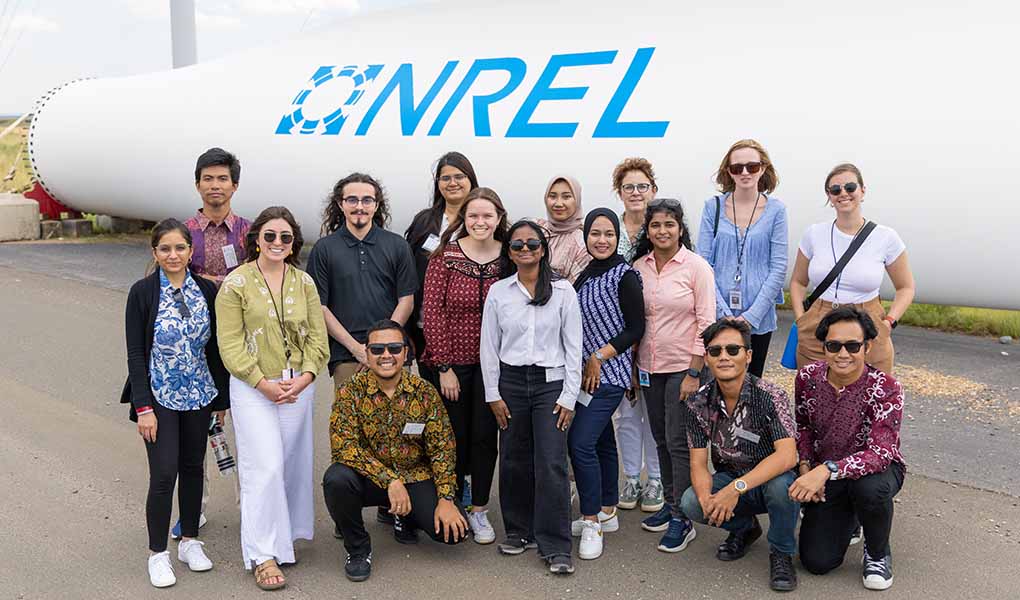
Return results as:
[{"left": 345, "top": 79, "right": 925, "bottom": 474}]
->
[
  {"left": 537, "top": 175, "right": 591, "bottom": 282},
  {"left": 567, "top": 208, "right": 646, "bottom": 560}
]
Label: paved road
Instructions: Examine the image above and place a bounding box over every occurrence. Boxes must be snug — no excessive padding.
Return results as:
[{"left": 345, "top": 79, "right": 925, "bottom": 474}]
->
[{"left": 2, "top": 241, "right": 1018, "bottom": 599}]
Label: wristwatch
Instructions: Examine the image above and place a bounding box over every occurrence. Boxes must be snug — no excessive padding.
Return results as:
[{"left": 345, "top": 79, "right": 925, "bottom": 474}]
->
[
  {"left": 824, "top": 460, "right": 840, "bottom": 480},
  {"left": 437, "top": 365, "right": 451, "bottom": 373},
  {"left": 594, "top": 350, "right": 607, "bottom": 362},
  {"left": 686, "top": 367, "right": 701, "bottom": 379},
  {"left": 883, "top": 316, "right": 898, "bottom": 330},
  {"left": 733, "top": 479, "right": 748, "bottom": 494}
]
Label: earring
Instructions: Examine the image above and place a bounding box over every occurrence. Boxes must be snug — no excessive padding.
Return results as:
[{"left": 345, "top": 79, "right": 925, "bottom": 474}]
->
[{"left": 256, "top": 247, "right": 261, "bottom": 253}]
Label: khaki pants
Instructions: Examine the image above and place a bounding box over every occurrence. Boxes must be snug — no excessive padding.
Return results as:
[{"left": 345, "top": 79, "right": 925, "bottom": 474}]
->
[
  {"left": 332, "top": 361, "right": 362, "bottom": 393},
  {"left": 795, "top": 297, "right": 895, "bottom": 374}
]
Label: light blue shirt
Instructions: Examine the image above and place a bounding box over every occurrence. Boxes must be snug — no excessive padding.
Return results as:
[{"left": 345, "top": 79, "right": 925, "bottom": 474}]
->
[{"left": 697, "top": 194, "right": 788, "bottom": 334}]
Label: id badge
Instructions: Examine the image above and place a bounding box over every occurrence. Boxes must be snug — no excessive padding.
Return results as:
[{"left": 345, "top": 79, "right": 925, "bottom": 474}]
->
[
  {"left": 638, "top": 369, "right": 651, "bottom": 388},
  {"left": 402, "top": 422, "right": 425, "bottom": 435},
  {"left": 728, "top": 289, "right": 743, "bottom": 310},
  {"left": 281, "top": 368, "right": 294, "bottom": 380},
  {"left": 734, "top": 426, "right": 761, "bottom": 444},
  {"left": 222, "top": 245, "right": 239, "bottom": 268},
  {"left": 422, "top": 234, "right": 441, "bottom": 253},
  {"left": 577, "top": 390, "right": 592, "bottom": 407}
]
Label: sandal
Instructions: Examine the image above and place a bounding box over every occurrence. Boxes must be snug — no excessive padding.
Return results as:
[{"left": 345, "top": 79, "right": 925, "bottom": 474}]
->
[{"left": 254, "top": 559, "right": 286, "bottom": 591}]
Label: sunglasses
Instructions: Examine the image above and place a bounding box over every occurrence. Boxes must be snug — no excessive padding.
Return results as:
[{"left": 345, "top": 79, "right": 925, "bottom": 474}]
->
[
  {"left": 509, "top": 239, "right": 542, "bottom": 252},
  {"left": 367, "top": 342, "right": 406, "bottom": 356},
  {"left": 648, "top": 197, "right": 681, "bottom": 209},
  {"left": 823, "top": 340, "right": 865, "bottom": 354},
  {"left": 262, "top": 231, "right": 294, "bottom": 244},
  {"left": 827, "top": 182, "right": 859, "bottom": 196},
  {"left": 706, "top": 344, "right": 747, "bottom": 357},
  {"left": 727, "top": 162, "right": 764, "bottom": 175},
  {"left": 171, "top": 288, "right": 192, "bottom": 319},
  {"left": 342, "top": 195, "right": 378, "bottom": 207},
  {"left": 620, "top": 183, "right": 652, "bottom": 194}
]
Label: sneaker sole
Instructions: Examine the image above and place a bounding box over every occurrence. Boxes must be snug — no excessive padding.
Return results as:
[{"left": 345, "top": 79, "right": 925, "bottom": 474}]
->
[
  {"left": 150, "top": 578, "right": 176, "bottom": 588},
  {"left": 185, "top": 562, "right": 213, "bottom": 572},
  {"left": 473, "top": 534, "right": 496, "bottom": 545},
  {"left": 345, "top": 572, "right": 370, "bottom": 583},
  {"left": 549, "top": 564, "right": 576, "bottom": 574},
  {"left": 657, "top": 528, "right": 697, "bottom": 553},
  {"left": 579, "top": 545, "right": 604, "bottom": 560},
  {"left": 640, "top": 500, "right": 665, "bottom": 512},
  {"left": 617, "top": 499, "right": 639, "bottom": 510},
  {"left": 641, "top": 521, "right": 671, "bottom": 533},
  {"left": 498, "top": 542, "right": 538, "bottom": 555},
  {"left": 863, "top": 576, "right": 893, "bottom": 591}
]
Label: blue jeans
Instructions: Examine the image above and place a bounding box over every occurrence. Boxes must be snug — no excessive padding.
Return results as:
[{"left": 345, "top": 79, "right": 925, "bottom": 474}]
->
[
  {"left": 680, "top": 470, "right": 799, "bottom": 555},
  {"left": 568, "top": 383, "right": 624, "bottom": 516}
]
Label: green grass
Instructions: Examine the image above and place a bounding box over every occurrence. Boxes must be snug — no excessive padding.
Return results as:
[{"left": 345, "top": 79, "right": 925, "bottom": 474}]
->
[{"left": 0, "top": 118, "right": 33, "bottom": 194}]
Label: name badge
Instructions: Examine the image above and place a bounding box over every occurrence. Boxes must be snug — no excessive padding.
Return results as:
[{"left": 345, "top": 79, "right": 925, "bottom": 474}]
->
[
  {"left": 576, "top": 390, "right": 592, "bottom": 407},
  {"left": 222, "top": 245, "right": 239, "bottom": 268},
  {"left": 728, "top": 289, "right": 743, "bottom": 310},
  {"left": 734, "top": 426, "right": 761, "bottom": 444},
  {"left": 421, "top": 234, "right": 441, "bottom": 253},
  {"left": 402, "top": 422, "right": 425, "bottom": 435},
  {"left": 545, "top": 367, "right": 565, "bottom": 383},
  {"left": 638, "top": 369, "right": 651, "bottom": 388},
  {"left": 281, "top": 368, "right": 294, "bottom": 380}
]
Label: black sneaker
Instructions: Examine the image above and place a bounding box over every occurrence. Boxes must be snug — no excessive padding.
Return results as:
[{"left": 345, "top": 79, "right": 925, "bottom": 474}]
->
[
  {"left": 393, "top": 514, "right": 418, "bottom": 544},
  {"left": 547, "top": 554, "right": 575, "bottom": 575},
  {"left": 344, "top": 553, "right": 372, "bottom": 582},
  {"left": 862, "top": 549, "right": 893, "bottom": 590},
  {"left": 333, "top": 524, "right": 344, "bottom": 539},
  {"left": 497, "top": 536, "right": 539, "bottom": 555},
  {"left": 769, "top": 552, "right": 798, "bottom": 592},
  {"left": 377, "top": 506, "right": 395, "bottom": 525},
  {"left": 717, "top": 516, "right": 762, "bottom": 561},
  {"left": 849, "top": 524, "right": 864, "bottom": 545}
]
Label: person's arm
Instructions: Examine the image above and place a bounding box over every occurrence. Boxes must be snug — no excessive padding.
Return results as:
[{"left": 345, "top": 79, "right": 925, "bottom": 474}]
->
[
  {"left": 391, "top": 238, "right": 419, "bottom": 325},
  {"left": 684, "top": 398, "right": 713, "bottom": 503},
  {"left": 680, "top": 260, "right": 714, "bottom": 399},
  {"left": 124, "top": 282, "right": 155, "bottom": 414},
  {"left": 833, "top": 378, "right": 905, "bottom": 480},
  {"left": 606, "top": 270, "right": 646, "bottom": 352},
  {"left": 790, "top": 249, "right": 811, "bottom": 319},
  {"left": 299, "top": 273, "right": 330, "bottom": 378},
  {"left": 884, "top": 251, "right": 915, "bottom": 323},
  {"left": 329, "top": 384, "right": 400, "bottom": 488},
  {"left": 203, "top": 285, "right": 230, "bottom": 412},
  {"left": 742, "top": 204, "right": 789, "bottom": 329},
  {"left": 391, "top": 295, "right": 414, "bottom": 326},
  {"left": 696, "top": 198, "right": 733, "bottom": 319},
  {"left": 793, "top": 371, "right": 817, "bottom": 468},
  {"left": 422, "top": 385, "right": 458, "bottom": 499},
  {"left": 480, "top": 291, "right": 511, "bottom": 428},
  {"left": 556, "top": 286, "right": 583, "bottom": 411},
  {"left": 321, "top": 307, "right": 366, "bottom": 365},
  {"left": 421, "top": 255, "right": 452, "bottom": 365},
  {"left": 215, "top": 275, "right": 266, "bottom": 388}
]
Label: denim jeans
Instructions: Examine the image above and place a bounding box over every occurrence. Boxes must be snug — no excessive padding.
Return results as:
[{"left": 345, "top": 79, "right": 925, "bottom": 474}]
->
[
  {"left": 680, "top": 470, "right": 799, "bottom": 555},
  {"left": 568, "top": 383, "right": 624, "bottom": 516}
]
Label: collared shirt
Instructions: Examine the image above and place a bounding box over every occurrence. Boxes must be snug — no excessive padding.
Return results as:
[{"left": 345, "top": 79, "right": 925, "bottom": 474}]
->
[
  {"left": 684, "top": 373, "right": 797, "bottom": 476},
  {"left": 480, "top": 274, "right": 583, "bottom": 409},
  {"left": 184, "top": 209, "right": 250, "bottom": 281},
  {"left": 330, "top": 370, "right": 457, "bottom": 498},
  {"left": 308, "top": 225, "right": 418, "bottom": 371},
  {"left": 149, "top": 270, "right": 218, "bottom": 410},
  {"left": 634, "top": 246, "right": 716, "bottom": 374},
  {"left": 795, "top": 361, "right": 906, "bottom": 480}
]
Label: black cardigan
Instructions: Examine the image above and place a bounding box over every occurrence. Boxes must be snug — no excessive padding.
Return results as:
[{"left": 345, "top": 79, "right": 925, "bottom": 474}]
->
[{"left": 120, "top": 268, "right": 230, "bottom": 422}]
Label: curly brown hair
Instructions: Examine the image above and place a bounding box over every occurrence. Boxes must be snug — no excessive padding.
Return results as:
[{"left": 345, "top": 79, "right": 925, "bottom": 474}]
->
[
  {"left": 322, "top": 172, "right": 391, "bottom": 235},
  {"left": 611, "top": 157, "right": 658, "bottom": 193},
  {"left": 245, "top": 206, "right": 304, "bottom": 267},
  {"left": 713, "top": 139, "right": 779, "bottom": 194}
]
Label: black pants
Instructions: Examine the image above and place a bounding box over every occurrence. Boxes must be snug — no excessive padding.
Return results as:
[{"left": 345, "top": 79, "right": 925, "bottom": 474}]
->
[
  {"left": 497, "top": 364, "right": 571, "bottom": 559},
  {"left": 144, "top": 402, "right": 212, "bottom": 552},
  {"left": 434, "top": 363, "right": 498, "bottom": 507},
  {"left": 748, "top": 332, "right": 773, "bottom": 378},
  {"left": 643, "top": 372, "right": 691, "bottom": 519},
  {"left": 322, "top": 463, "right": 464, "bottom": 556},
  {"left": 799, "top": 462, "right": 905, "bottom": 574}
]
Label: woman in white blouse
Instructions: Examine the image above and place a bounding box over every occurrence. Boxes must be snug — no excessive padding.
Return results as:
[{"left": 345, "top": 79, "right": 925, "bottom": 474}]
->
[{"left": 480, "top": 220, "right": 583, "bottom": 576}]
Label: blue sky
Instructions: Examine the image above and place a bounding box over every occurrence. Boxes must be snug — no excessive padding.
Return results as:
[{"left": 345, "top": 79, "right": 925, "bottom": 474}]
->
[{"left": 0, "top": 0, "right": 417, "bottom": 114}]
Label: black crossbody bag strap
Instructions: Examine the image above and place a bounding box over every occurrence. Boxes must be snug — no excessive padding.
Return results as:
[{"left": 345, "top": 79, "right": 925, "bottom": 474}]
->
[{"left": 802, "top": 221, "right": 878, "bottom": 312}]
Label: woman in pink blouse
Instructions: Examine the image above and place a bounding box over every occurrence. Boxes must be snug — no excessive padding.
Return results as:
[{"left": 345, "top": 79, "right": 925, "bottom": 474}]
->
[
  {"left": 421, "top": 187, "right": 509, "bottom": 544},
  {"left": 536, "top": 174, "right": 591, "bottom": 283}
]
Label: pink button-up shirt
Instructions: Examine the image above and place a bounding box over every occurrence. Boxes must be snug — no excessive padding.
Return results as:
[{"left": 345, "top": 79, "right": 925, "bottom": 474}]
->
[{"left": 634, "top": 246, "right": 716, "bottom": 374}]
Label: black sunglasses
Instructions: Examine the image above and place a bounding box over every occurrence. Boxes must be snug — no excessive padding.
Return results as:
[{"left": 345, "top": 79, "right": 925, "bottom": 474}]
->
[
  {"left": 509, "top": 239, "right": 542, "bottom": 252},
  {"left": 823, "top": 340, "right": 865, "bottom": 354},
  {"left": 263, "top": 231, "right": 294, "bottom": 244},
  {"left": 727, "top": 162, "right": 764, "bottom": 175},
  {"left": 367, "top": 342, "right": 406, "bottom": 356},
  {"left": 706, "top": 344, "right": 747, "bottom": 357},
  {"left": 648, "top": 198, "right": 681, "bottom": 209},
  {"left": 171, "top": 288, "right": 192, "bottom": 319},
  {"left": 827, "top": 182, "right": 859, "bottom": 196}
]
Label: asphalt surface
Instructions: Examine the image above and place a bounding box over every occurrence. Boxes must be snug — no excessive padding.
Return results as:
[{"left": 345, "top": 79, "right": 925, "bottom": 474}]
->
[{"left": 2, "top": 239, "right": 1019, "bottom": 599}]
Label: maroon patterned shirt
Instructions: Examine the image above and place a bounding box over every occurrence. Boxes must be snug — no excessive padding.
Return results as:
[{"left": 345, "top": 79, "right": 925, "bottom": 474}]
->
[
  {"left": 795, "top": 361, "right": 906, "bottom": 480},
  {"left": 184, "top": 209, "right": 251, "bottom": 282}
]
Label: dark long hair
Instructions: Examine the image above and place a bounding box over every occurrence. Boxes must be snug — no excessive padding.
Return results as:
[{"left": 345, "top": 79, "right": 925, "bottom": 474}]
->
[
  {"left": 246, "top": 206, "right": 305, "bottom": 267},
  {"left": 430, "top": 187, "right": 510, "bottom": 260},
  {"left": 147, "top": 218, "right": 193, "bottom": 275},
  {"left": 322, "top": 172, "right": 391, "bottom": 235},
  {"left": 406, "top": 152, "right": 479, "bottom": 249},
  {"left": 631, "top": 199, "right": 693, "bottom": 261},
  {"left": 503, "top": 220, "right": 558, "bottom": 306}
]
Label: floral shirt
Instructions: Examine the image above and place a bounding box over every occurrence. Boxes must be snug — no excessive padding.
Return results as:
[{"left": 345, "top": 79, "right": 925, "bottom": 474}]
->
[
  {"left": 149, "top": 270, "right": 217, "bottom": 411},
  {"left": 184, "top": 209, "right": 251, "bottom": 282},
  {"left": 795, "top": 361, "right": 906, "bottom": 480},
  {"left": 330, "top": 370, "right": 457, "bottom": 498}
]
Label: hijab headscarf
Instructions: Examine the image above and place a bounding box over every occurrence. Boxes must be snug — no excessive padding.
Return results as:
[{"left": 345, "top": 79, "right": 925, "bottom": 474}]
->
[
  {"left": 542, "top": 175, "right": 584, "bottom": 236},
  {"left": 573, "top": 207, "right": 627, "bottom": 291}
]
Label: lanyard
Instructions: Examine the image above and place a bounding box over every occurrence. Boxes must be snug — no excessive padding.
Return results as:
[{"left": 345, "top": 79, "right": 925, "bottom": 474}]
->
[
  {"left": 255, "top": 262, "right": 292, "bottom": 368},
  {"left": 731, "top": 193, "right": 761, "bottom": 283},
  {"left": 829, "top": 219, "right": 866, "bottom": 303}
]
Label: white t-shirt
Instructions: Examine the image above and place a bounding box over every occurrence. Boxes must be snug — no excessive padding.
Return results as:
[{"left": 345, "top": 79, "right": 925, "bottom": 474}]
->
[{"left": 799, "top": 221, "right": 906, "bottom": 304}]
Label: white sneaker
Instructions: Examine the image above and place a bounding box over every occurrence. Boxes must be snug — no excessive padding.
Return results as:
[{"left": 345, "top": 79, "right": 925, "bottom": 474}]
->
[
  {"left": 148, "top": 551, "right": 176, "bottom": 588},
  {"left": 578, "top": 520, "right": 604, "bottom": 560},
  {"left": 466, "top": 510, "right": 496, "bottom": 544},
  {"left": 571, "top": 510, "right": 619, "bottom": 536},
  {"left": 177, "top": 539, "right": 213, "bottom": 572}
]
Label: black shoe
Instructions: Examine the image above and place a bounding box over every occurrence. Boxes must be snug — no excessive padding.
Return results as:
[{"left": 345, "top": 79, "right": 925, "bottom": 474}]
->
[
  {"left": 377, "top": 506, "right": 395, "bottom": 525},
  {"left": 862, "top": 548, "right": 894, "bottom": 590},
  {"left": 769, "top": 552, "right": 798, "bottom": 592},
  {"left": 497, "top": 536, "right": 539, "bottom": 555},
  {"left": 393, "top": 514, "right": 418, "bottom": 544},
  {"left": 333, "top": 524, "right": 344, "bottom": 539},
  {"left": 547, "top": 554, "right": 575, "bottom": 575},
  {"left": 344, "top": 553, "right": 372, "bottom": 582},
  {"left": 716, "top": 516, "right": 762, "bottom": 561}
]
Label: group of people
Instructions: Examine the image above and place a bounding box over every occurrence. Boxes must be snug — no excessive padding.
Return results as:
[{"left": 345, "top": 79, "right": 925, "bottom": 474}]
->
[{"left": 123, "top": 142, "right": 914, "bottom": 593}]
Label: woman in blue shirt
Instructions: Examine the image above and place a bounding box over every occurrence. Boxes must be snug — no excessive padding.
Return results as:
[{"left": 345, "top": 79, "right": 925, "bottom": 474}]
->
[{"left": 697, "top": 139, "right": 789, "bottom": 377}]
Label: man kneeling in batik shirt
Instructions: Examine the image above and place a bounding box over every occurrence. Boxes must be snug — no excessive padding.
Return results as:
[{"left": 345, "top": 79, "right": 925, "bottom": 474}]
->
[
  {"left": 789, "top": 307, "right": 905, "bottom": 591},
  {"left": 679, "top": 318, "right": 800, "bottom": 592}
]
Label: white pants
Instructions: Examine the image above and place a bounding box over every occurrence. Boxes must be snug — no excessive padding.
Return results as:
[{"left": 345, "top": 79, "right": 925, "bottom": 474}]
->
[
  {"left": 230, "top": 376, "right": 315, "bottom": 568},
  {"left": 612, "top": 390, "right": 661, "bottom": 480}
]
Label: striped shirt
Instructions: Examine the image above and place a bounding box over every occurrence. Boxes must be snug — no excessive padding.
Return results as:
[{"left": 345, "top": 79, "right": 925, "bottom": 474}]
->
[{"left": 577, "top": 263, "right": 643, "bottom": 389}]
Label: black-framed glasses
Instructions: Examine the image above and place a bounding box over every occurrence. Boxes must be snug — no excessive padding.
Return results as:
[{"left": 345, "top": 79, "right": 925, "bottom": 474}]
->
[
  {"left": 438, "top": 173, "right": 468, "bottom": 184},
  {"left": 706, "top": 344, "right": 747, "bottom": 357},
  {"left": 823, "top": 340, "right": 865, "bottom": 354},
  {"left": 648, "top": 197, "right": 681, "bottom": 209},
  {"left": 727, "top": 162, "right": 764, "bottom": 175},
  {"left": 620, "top": 183, "right": 652, "bottom": 194},
  {"left": 262, "top": 231, "right": 294, "bottom": 244},
  {"left": 342, "top": 196, "right": 378, "bottom": 206},
  {"left": 367, "top": 342, "right": 406, "bottom": 356},
  {"left": 827, "top": 182, "right": 859, "bottom": 196},
  {"left": 509, "top": 239, "right": 542, "bottom": 252},
  {"left": 171, "top": 288, "right": 192, "bottom": 319}
]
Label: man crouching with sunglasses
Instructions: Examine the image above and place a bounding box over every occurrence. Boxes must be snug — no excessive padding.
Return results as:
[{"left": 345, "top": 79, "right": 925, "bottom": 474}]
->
[
  {"left": 678, "top": 318, "right": 800, "bottom": 592},
  {"left": 791, "top": 306, "right": 905, "bottom": 592},
  {"left": 322, "top": 319, "right": 468, "bottom": 583}
]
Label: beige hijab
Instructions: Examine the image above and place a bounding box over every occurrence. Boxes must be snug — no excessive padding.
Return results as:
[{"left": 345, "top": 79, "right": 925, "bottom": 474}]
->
[{"left": 542, "top": 175, "right": 584, "bottom": 236}]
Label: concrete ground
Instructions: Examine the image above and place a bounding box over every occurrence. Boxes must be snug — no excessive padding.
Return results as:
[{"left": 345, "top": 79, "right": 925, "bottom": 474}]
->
[{"left": 1, "top": 240, "right": 1018, "bottom": 599}]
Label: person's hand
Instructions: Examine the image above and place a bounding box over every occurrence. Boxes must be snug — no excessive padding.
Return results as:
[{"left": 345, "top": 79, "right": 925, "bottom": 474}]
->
[
  {"left": 434, "top": 499, "right": 468, "bottom": 543},
  {"left": 582, "top": 354, "right": 602, "bottom": 394},
  {"left": 790, "top": 466, "right": 830, "bottom": 503},
  {"left": 439, "top": 369, "right": 460, "bottom": 402},
  {"left": 698, "top": 493, "right": 714, "bottom": 522},
  {"left": 350, "top": 343, "right": 369, "bottom": 367},
  {"left": 706, "top": 485, "right": 739, "bottom": 526},
  {"left": 278, "top": 372, "right": 313, "bottom": 403},
  {"left": 490, "top": 400, "right": 511, "bottom": 430},
  {"left": 553, "top": 404, "right": 574, "bottom": 431},
  {"left": 679, "top": 373, "right": 700, "bottom": 401},
  {"left": 256, "top": 379, "right": 288, "bottom": 404},
  {"left": 729, "top": 315, "right": 749, "bottom": 324},
  {"left": 212, "top": 410, "right": 227, "bottom": 427},
  {"left": 387, "top": 480, "right": 412, "bottom": 516},
  {"left": 878, "top": 317, "right": 893, "bottom": 336},
  {"left": 138, "top": 412, "right": 157, "bottom": 443}
]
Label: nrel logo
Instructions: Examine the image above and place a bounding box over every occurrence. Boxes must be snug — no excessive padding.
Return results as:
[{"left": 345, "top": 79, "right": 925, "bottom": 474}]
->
[{"left": 276, "top": 48, "right": 669, "bottom": 139}]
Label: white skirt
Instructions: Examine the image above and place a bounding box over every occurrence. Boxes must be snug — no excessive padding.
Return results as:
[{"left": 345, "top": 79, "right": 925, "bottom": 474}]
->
[{"left": 229, "top": 376, "right": 315, "bottom": 568}]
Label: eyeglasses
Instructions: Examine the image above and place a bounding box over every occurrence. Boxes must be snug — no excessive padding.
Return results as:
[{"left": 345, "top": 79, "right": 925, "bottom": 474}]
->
[
  {"left": 706, "top": 344, "right": 747, "bottom": 357},
  {"left": 827, "top": 182, "right": 859, "bottom": 196},
  {"left": 438, "top": 173, "right": 468, "bottom": 184},
  {"left": 648, "top": 198, "right": 681, "bottom": 209},
  {"left": 823, "top": 340, "right": 865, "bottom": 354},
  {"left": 727, "top": 162, "right": 764, "bottom": 175},
  {"left": 509, "top": 239, "right": 542, "bottom": 252},
  {"left": 342, "top": 196, "right": 378, "bottom": 207},
  {"left": 155, "top": 243, "right": 189, "bottom": 256},
  {"left": 171, "top": 288, "right": 192, "bottom": 319},
  {"left": 620, "top": 183, "right": 652, "bottom": 194},
  {"left": 262, "top": 231, "right": 294, "bottom": 244},
  {"left": 367, "top": 342, "right": 406, "bottom": 356}
]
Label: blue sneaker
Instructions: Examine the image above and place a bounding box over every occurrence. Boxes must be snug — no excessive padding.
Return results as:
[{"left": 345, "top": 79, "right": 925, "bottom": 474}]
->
[
  {"left": 657, "top": 518, "right": 696, "bottom": 553},
  {"left": 640, "top": 504, "right": 673, "bottom": 532},
  {"left": 171, "top": 514, "right": 207, "bottom": 540}
]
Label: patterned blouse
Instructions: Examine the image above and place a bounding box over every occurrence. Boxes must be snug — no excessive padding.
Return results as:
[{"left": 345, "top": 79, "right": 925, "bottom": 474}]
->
[
  {"left": 330, "top": 370, "right": 457, "bottom": 498},
  {"left": 149, "top": 270, "right": 218, "bottom": 411},
  {"left": 795, "top": 361, "right": 906, "bottom": 480}
]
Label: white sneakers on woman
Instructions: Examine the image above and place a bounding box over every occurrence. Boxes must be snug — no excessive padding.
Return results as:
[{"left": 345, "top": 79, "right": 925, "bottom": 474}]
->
[
  {"left": 578, "top": 520, "right": 604, "bottom": 560},
  {"left": 149, "top": 540, "right": 213, "bottom": 588},
  {"left": 467, "top": 509, "right": 496, "bottom": 544},
  {"left": 571, "top": 510, "right": 619, "bottom": 536},
  {"left": 178, "top": 539, "right": 214, "bottom": 571}
]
